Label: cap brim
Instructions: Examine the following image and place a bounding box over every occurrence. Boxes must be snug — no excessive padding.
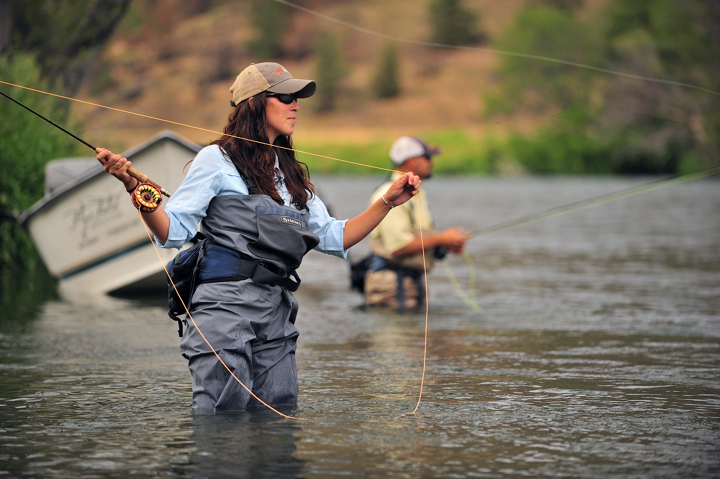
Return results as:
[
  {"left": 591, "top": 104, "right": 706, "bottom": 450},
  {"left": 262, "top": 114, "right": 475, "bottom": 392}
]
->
[
  {"left": 267, "top": 79, "right": 316, "bottom": 98},
  {"left": 426, "top": 146, "right": 442, "bottom": 157}
]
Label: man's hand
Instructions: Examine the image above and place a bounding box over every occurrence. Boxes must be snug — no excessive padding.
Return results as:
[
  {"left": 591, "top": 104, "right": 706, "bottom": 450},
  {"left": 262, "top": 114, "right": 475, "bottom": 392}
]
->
[{"left": 438, "top": 227, "right": 469, "bottom": 254}]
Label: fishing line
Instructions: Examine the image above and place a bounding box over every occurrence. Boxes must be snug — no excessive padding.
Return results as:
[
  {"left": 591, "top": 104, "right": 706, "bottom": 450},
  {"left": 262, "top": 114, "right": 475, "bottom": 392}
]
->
[
  {"left": 466, "top": 167, "right": 720, "bottom": 239},
  {"left": 272, "top": 0, "right": 720, "bottom": 97},
  {"left": 2, "top": 80, "right": 431, "bottom": 416},
  {"left": 438, "top": 167, "right": 720, "bottom": 312},
  {"left": 108, "top": 0, "right": 716, "bottom": 413},
  {"left": 411, "top": 214, "right": 429, "bottom": 415},
  {"left": 0, "top": 89, "right": 172, "bottom": 198},
  {"left": 0, "top": 81, "right": 396, "bottom": 174},
  {"left": 7, "top": 78, "right": 718, "bottom": 414},
  {"left": 10, "top": 80, "right": 715, "bottom": 414},
  {"left": 441, "top": 253, "right": 482, "bottom": 313}
]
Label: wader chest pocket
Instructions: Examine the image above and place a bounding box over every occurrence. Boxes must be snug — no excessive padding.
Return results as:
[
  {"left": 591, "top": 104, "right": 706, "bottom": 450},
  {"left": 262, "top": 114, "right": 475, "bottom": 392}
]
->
[{"left": 247, "top": 206, "right": 320, "bottom": 271}]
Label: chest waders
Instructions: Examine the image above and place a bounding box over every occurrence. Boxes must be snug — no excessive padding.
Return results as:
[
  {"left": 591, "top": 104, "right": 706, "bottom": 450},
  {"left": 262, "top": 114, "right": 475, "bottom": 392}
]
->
[
  {"left": 178, "top": 172, "right": 320, "bottom": 413},
  {"left": 366, "top": 255, "right": 426, "bottom": 309}
]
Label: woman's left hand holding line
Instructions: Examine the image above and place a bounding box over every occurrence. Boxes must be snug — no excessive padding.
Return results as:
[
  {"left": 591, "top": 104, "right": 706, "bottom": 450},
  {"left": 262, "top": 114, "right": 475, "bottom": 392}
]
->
[{"left": 385, "top": 172, "right": 421, "bottom": 207}]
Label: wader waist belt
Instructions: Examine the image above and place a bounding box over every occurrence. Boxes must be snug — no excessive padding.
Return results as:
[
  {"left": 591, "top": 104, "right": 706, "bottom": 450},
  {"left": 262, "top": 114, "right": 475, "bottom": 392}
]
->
[{"left": 199, "top": 243, "right": 301, "bottom": 292}]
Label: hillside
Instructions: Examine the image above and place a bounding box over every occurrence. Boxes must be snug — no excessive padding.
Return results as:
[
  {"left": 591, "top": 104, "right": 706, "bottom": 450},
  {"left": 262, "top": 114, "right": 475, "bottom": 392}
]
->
[{"left": 75, "top": 0, "right": 534, "bottom": 155}]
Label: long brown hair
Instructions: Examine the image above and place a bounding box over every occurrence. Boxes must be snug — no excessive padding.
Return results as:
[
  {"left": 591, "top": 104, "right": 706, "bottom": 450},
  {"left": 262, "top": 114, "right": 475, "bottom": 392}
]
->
[{"left": 210, "top": 92, "right": 315, "bottom": 209}]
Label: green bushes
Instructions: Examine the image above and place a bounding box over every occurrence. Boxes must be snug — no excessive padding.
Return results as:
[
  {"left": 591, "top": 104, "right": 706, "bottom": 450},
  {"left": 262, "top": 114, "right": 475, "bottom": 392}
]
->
[
  {"left": 505, "top": 130, "right": 605, "bottom": 175},
  {"left": 247, "top": 0, "right": 288, "bottom": 59},
  {"left": 295, "top": 126, "right": 691, "bottom": 177},
  {"left": 297, "top": 131, "right": 493, "bottom": 176},
  {"left": 0, "top": 54, "right": 83, "bottom": 273},
  {"left": 484, "top": 0, "right": 720, "bottom": 175}
]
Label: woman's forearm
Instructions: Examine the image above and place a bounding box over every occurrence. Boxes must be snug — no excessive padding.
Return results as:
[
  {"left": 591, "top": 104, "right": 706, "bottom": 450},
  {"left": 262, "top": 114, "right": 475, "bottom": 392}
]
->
[
  {"left": 140, "top": 207, "right": 171, "bottom": 245},
  {"left": 343, "top": 197, "right": 393, "bottom": 249},
  {"left": 343, "top": 172, "right": 421, "bottom": 250}
]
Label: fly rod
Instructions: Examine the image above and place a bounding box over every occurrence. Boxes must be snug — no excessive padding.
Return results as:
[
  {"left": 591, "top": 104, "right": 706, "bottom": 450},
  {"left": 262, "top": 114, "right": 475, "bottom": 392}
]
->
[{"left": 0, "top": 90, "right": 171, "bottom": 198}]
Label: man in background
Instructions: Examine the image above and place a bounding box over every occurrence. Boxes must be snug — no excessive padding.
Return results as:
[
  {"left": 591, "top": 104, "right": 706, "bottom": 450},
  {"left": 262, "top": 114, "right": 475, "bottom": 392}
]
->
[{"left": 364, "top": 136, "right": 468, "bottom": 309}]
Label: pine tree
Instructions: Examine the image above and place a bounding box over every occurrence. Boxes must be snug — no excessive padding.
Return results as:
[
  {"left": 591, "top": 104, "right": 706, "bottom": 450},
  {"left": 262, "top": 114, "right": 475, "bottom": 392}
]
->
[
  {"left": 428, "top": 0, "right": 485, "bottom": 46},
  {"left": 247, "top": 0, "right": 287, "bottom": 59},
  {"left": 314, "top": 31, "right": 347, "bottom": 112},
  {"left": 373, "top": 42, "right": 400, "bottom": 99}
]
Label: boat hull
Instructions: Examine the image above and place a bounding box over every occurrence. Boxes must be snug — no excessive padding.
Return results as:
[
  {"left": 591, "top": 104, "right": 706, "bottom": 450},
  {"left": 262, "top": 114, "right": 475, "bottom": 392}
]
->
[{"left": 20, "top": 131, "right": 201, "bottom": 296}]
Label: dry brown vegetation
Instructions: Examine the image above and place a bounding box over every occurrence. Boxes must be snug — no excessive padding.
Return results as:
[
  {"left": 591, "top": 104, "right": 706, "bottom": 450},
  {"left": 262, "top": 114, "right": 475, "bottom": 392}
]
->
[{"left": 75, "top": 0, "right": 535, "bottom": 151}]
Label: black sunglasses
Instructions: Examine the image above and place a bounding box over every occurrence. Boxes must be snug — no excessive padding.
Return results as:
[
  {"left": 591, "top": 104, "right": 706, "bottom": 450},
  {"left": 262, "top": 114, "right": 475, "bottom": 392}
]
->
[{"left": 266, "top": 92, "right": 298, "bottom": 104}]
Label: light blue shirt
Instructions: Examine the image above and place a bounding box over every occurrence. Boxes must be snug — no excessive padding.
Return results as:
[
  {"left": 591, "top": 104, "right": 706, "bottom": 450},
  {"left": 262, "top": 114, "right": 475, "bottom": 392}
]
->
[{"left": 158, "top": 145, "right": 348, "bottom": 259}]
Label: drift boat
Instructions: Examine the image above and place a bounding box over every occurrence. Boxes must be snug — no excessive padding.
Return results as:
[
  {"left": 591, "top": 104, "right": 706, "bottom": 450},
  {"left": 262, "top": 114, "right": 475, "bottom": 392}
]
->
[{"left": 20, "top": 130, "right": 201, "bottom": 296}]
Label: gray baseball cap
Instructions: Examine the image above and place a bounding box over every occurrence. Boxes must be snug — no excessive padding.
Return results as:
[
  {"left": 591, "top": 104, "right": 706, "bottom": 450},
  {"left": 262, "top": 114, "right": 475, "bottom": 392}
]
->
[{"left": 230, "top": 62, "right": 316, "bottom": 106}]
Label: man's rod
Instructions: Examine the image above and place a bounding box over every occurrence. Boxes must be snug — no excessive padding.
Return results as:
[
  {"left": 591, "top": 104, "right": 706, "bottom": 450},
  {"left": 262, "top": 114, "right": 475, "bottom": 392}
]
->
[
  {"left": 0, "top": 90, "right": 171, "bottom": 197},
  {"left": 466, "top": 166, "right": 720, "bottom": 239}
]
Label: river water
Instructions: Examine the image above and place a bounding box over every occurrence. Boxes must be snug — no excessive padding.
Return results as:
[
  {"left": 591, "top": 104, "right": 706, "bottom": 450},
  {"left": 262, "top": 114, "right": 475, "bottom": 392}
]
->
[{"left": 0, "top": 176, "right": 718, "bottom": 478}]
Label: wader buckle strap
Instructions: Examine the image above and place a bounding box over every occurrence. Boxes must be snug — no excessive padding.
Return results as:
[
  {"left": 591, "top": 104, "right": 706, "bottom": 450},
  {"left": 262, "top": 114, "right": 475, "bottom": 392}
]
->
[{"left": 199, "top": 243, "right": 301, "bottom": 292}]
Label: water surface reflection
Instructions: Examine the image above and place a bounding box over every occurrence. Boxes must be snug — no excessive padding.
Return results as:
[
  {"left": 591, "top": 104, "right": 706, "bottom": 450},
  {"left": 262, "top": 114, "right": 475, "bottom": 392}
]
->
[
  {"left": 0, "top": 176, "right": 718, "bottom": 478},
  {"left": 184, "top": 414, "right": 305, "bottom": 478}
]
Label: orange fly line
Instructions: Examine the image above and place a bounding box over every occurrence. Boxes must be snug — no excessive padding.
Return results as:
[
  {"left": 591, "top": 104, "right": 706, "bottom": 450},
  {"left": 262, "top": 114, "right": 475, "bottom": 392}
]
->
[{"left": 1, "top": 79, "right": 432, "bottom": 419}]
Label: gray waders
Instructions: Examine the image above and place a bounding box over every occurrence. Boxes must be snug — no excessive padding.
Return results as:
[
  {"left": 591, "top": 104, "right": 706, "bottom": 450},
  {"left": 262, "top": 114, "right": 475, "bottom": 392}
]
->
[{"left": 180, "top": 192, "right": 319, "bottom": 414}]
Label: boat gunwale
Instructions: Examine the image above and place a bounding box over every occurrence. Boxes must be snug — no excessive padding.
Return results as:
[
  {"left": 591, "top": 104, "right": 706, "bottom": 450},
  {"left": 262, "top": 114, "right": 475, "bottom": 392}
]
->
[{"left": 19, "top": 130, "right": 202, "bottom": 227}]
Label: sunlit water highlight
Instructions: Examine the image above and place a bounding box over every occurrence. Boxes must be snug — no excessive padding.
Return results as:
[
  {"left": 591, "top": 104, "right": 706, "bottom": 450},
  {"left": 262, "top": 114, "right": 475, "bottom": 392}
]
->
[{"left": 1, "top": 176, "right": 718, "bottom": 478}]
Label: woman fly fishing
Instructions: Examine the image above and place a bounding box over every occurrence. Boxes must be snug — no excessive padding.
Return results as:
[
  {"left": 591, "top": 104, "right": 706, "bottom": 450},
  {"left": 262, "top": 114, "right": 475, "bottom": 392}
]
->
[{"left": 96, "top": 62, "right": 421, "bottom": 413}]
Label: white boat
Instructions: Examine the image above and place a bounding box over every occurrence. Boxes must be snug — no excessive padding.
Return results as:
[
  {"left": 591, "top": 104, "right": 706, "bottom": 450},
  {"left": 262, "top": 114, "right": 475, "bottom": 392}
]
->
[{"left": 20, "top": 130, "right": 201, "bottom": 296}]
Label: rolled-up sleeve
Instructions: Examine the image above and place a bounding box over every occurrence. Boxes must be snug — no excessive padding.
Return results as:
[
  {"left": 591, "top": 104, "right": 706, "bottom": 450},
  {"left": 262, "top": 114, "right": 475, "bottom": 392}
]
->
[
  {"left": 157, "top": 146, "right": 347, "bottom": 257},
  {"left": 156, "top": 147, "right": 245, "bottom": 249},
  {"left": 307, "top": 194, "right": 348, "bottom": 259}
]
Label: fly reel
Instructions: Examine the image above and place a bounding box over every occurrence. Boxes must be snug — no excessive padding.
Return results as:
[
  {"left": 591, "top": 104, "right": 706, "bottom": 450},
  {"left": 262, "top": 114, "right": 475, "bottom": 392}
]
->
[{"left": 130, "top": 180, "right": 163, "bottom": 213}]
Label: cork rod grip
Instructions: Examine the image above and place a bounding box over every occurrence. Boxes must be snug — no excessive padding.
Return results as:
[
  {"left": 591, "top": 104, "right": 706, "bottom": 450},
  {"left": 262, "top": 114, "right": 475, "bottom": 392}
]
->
[
  {"left": 96, "top": 148, "right": 171, "bottom": 197},
  {"left": 127, "top": 166, "right": 148, "bottom": 183}
]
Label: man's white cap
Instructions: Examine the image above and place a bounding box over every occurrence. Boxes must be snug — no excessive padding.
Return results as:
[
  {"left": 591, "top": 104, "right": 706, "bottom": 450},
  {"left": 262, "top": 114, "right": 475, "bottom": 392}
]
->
[{"left": 389, "top": 136, "right": 442, "bottom": 165}]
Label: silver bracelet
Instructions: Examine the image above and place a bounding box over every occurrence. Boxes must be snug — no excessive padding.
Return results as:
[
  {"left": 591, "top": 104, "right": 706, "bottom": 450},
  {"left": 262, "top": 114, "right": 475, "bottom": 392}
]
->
[{"left": 381, "top": 194, "right": 394, "bottom": 209}]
